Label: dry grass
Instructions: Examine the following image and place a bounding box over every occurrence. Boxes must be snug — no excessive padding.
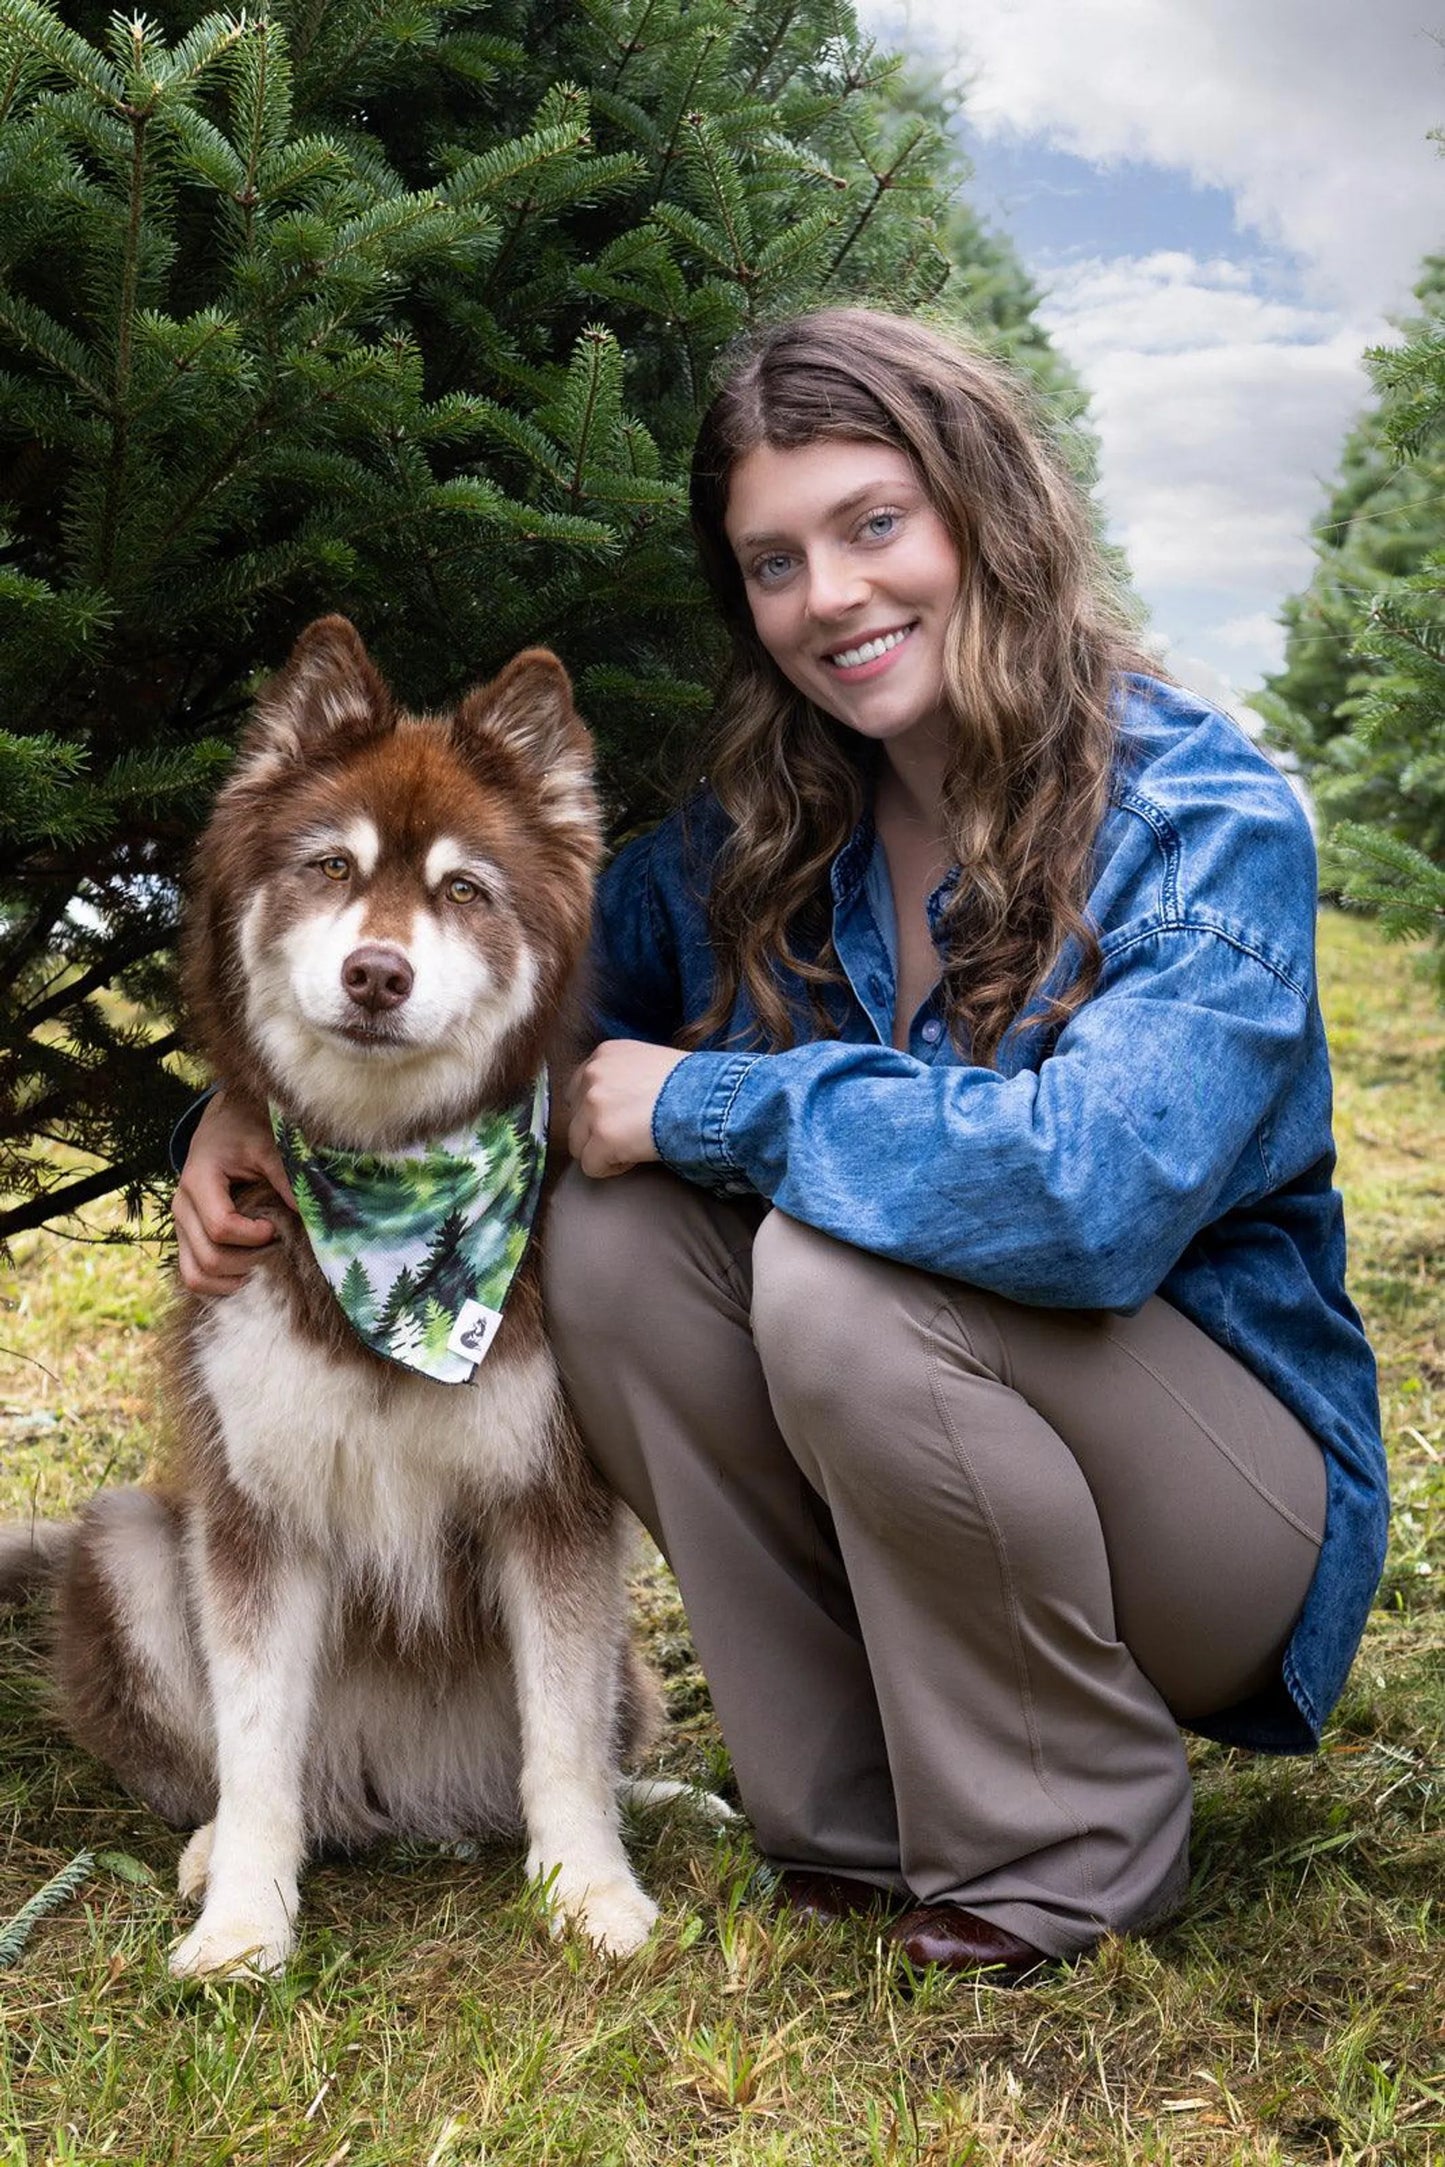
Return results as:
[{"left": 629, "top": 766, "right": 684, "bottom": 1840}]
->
[{"left": 0, "top": 908, "right": 1441, "bottom": 2167}]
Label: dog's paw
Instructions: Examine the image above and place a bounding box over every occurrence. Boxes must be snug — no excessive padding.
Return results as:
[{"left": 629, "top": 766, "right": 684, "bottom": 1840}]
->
[
  {"left": 176, "top": 1822, "right": 215, "bottom": 1905},
  {"left": 168, "top": 1901, "right": 294, "bottom": 1980},
  {"left": 576, "top": 1875, "right": 659, "bottom": 1957},
  {"left": 529, "top": 1854, "right": 659, "bottom": 1957}
]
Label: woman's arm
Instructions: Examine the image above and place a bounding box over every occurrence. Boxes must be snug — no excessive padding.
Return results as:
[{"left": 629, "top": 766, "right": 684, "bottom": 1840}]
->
[
  {"left": 640, "top": 924, "right": 1316, "bottom": 1311},
  {"left": 172, "top": 1089, "right": 296, "bottom": 1296}
]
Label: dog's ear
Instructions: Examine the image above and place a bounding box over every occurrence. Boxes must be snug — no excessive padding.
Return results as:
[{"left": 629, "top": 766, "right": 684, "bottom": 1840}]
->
[
  {"left": 454, "top": 649, "right": 598, "bottom": 832},
  {"left": 237, "top": 616, "right": 390, "bottom": 776}
]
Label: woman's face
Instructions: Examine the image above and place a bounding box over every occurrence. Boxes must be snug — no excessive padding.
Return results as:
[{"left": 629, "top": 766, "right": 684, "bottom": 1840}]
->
[{"left": 723, "top": 437, "right": 963, "bottom": 762}]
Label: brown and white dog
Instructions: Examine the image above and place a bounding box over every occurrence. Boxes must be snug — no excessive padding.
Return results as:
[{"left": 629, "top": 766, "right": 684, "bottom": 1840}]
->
[{"left": 1, "top": 617, "right": 663, "bottom": 1975}]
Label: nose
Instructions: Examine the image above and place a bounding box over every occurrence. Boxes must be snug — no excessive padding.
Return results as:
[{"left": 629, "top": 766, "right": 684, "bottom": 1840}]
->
[
  {"left": 341, "top": 944, "right": 413, "bottom": 1013},
  {"left": 802, "top": 548, "right": 868, "bottom": 623}
]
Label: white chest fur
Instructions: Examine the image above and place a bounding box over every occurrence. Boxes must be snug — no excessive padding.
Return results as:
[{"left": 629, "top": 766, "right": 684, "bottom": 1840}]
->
[{"left": 191, "top": 1272, "right": 559, "bottom": 1619}]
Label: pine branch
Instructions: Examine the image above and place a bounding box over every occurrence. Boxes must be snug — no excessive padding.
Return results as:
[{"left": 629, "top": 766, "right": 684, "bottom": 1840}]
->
[
  {"left": 743, "top": 0, "right": 803, "bottom": 95},
  {"left": 96, "top": 95, "right": 151, "bottom": 584},
  {"left": 3, "top": 1, "right": 123, "bottom": 106},
  {"left": 826, "top": 120, "right": 934, "bottom": 280},
  {"left": 650, "top": 30, "right": 720, "bottom": 206},
  {"left": 607, "top": 0, "right": 662, "bottom": 92},
  {"left": 680, "top": 112, "right": 752, "bottom": 280},
  {"left": 3, "top": 1034, "right": 182, "bottom": 1145},
  {"left": 0, "top": 1161, "right": 158, "bottom": 1242},
  {"left": 20, "top": 926, "right": 173, "bottom": 1032},
  {"left": 0, "top": 883, "right": 68, "bottom": 983},
  {"left": 0, "top": 289, "right": 104, "bottom": 403}
]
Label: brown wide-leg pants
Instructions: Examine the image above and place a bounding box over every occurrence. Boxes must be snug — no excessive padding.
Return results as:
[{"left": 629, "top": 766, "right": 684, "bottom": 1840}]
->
[{"left": 543, "top": 1164, "right": 1328, "bottom": 1956}]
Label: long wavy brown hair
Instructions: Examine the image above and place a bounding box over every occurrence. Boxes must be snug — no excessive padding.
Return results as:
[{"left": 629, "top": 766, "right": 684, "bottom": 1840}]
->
[{"left": 684, "top": 308, "right": 1158, "bottom": 1064}]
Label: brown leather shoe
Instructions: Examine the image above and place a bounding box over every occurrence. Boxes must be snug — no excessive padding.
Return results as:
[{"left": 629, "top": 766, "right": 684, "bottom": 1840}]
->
[
  {"left": 772, "top": 1870, "right": 896, "bottom": 1921},
  {"left": 888, "top": 1902, "right": 1053, "bottom": 1981}
]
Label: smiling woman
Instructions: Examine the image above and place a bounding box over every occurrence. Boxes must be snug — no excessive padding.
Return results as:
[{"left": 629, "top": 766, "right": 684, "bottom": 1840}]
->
[{"left": 549, "top": 309, "right": 1387, "bottom": 1976}]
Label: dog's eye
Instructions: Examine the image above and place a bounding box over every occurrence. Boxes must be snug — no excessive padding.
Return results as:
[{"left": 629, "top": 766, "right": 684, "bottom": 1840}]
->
[
  {"left": 446, "top": 876, "right": 482, "bottom": 905},
  {"left": 316, "top": 855, "right": 351, "bottom": 882}
]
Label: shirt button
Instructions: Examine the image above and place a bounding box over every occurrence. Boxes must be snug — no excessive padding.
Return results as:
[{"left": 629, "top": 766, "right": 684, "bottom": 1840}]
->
[{"left": 921, "top": 1019, "right": 943, "bottom": 1045}]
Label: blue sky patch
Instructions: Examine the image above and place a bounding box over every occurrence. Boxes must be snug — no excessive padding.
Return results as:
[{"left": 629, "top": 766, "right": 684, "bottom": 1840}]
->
[{"left": 954, "top": 128, "right": 1244, "bottom": 266}]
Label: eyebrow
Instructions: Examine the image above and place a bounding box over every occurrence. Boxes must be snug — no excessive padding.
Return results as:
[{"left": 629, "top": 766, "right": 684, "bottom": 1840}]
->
[{"left": 731, "top": 478, "right": 918, "bottom": 551}]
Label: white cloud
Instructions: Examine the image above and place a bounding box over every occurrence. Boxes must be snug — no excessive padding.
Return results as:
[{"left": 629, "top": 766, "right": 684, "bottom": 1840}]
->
[
  {"left": 1037, "top": 253, "right": 1371, "bottom": 602},
  {"left": 889, "top": 0, "right": 1443, "bottom": 313},
  {"left": 1216, "top": 613, "right": 1290, "bottom": 666},
  {"left": 1163, "top": 649, "right": 1255, "bottom": 720},
  {"left": 1039, "top": 252, "right": 1357, "bottom": 362}
]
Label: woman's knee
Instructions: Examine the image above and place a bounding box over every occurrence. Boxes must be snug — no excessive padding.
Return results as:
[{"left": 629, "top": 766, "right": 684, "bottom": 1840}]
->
[
  {"left": 752, "top": 1211, "right": 874, "bottom": 1395},
  {"left": 750, "top": 1214, "right": 948, "bottom": 1492},
  {"left": 750, "top": 1219, "right": 1074, "bottom": 1535}
]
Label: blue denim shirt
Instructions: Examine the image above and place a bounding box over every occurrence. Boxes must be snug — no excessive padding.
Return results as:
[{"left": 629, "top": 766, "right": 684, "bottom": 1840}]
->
[{"left": 591, "top": 674, "right": 1388, "bottom": 1754}]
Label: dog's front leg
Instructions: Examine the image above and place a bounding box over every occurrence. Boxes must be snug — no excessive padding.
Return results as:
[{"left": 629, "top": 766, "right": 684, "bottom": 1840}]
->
[
  {"left": 497, "top": 1508, "right": 659, "bottom": 1958},
  {"left": 169, "top": 1511, "right": 327, "bottom": 1979}
]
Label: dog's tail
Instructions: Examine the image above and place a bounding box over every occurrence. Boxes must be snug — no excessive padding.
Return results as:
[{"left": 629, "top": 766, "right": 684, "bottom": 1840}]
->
[
  {"left": 0, "top": 1518, "right": 76, "bottom": 1603},
  {"left": 618, "top": 1776, "right": 737, "bottom": 1827}
]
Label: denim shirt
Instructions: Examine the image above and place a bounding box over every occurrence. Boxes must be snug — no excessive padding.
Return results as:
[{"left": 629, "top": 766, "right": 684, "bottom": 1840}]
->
[{"left": 591, "top": 674, "right": 1388, "bottom": 1754}]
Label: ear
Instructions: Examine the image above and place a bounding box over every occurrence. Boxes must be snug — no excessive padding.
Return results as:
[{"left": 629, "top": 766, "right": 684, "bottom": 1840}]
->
[
  {"left": 237, "top": 616, "right": 390, "bottom": 774},
  {"left": 454, "top": 648, "right": 598, "bottom": 829}
]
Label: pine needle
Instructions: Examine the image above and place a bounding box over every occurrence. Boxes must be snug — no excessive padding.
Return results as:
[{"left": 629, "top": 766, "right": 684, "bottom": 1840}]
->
[{"left": 0, "top": 1850, "right": 95, "bottom": 1970}]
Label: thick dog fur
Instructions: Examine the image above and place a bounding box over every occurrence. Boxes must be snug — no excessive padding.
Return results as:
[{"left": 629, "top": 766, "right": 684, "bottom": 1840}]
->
[{"left": 1, "top": 617, "right": 664, "bottom": 1975}]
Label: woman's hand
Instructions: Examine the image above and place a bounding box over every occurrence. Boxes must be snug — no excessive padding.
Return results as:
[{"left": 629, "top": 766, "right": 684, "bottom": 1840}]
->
[
  {"left": 566, "top": 1041, "right": 686, "bottom": 1179},
  {"left": 173, "top": 1089, "right": 297, "bottom": 1296}
]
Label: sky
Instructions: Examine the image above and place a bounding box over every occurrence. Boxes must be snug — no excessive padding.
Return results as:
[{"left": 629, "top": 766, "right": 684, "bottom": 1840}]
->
[{"left": 863, "top": 0, "right": 1444, "bottom": 719}]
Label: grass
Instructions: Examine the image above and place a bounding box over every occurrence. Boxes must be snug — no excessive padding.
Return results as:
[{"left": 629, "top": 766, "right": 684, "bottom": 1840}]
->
[{"left": 0, "top": 907, "right": 1441, "bottom": 2166}]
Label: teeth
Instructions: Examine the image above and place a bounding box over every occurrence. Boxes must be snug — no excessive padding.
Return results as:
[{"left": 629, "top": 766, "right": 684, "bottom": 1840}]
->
[{"left": 827, "top": 627, "right": 911, "bottom": 669}]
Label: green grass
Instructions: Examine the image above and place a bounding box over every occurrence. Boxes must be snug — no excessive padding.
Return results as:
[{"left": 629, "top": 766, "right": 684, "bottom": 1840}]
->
[{"left": 1, "top": 909, "right": 1441, "bottom": 2166}]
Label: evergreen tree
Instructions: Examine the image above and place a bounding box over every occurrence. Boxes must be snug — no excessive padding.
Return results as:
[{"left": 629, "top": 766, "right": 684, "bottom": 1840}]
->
[
  {"left": 410, "top": 1203, "right": 479, "bottom": 1319},
  {"left": 0, "top": 0, "right": 1088, "bottom": 1238},
  {"left": 287, "top": 1162, "right": 321, "bottom": 1233},
  {"left": 375, "top": 1261, "right": 419, "bottom": 1336},
  {"left": 1261, "top": 252, "right": 1445, "bottom": 1006},
  {"left": 338, "top": 1253, "right": 376, "bottom": 1331},
  {"left": 388, "top": 1308, "right": 426, "bottom": 1362},
  {"left": 420, "top": 1295, "right": 453, "bottom": 1360}
]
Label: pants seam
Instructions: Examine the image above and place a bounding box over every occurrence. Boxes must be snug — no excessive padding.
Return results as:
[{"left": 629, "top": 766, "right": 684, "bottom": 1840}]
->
[
  {"left": 923, "top": 1297, "right": 1097, "bottom": 1918},
  {"left": 1097, "top": 1321, "right": 1324, "bottom": 1547}
]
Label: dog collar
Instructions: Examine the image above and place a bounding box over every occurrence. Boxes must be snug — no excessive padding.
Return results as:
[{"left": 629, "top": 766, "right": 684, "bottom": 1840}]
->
[{"left": 269, "top": 1070, "right": 548, "bottom": 1385}]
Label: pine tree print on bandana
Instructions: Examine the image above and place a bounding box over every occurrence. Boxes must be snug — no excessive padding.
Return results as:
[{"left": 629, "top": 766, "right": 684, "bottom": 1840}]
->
[{"left": 271, "top": 1073, "right": 548, "bottom": 1384}]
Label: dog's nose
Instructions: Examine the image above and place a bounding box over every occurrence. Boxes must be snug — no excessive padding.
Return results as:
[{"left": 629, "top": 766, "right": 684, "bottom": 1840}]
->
[{"left": 341, "top": 945, "right": 414, "bottom": 1013}]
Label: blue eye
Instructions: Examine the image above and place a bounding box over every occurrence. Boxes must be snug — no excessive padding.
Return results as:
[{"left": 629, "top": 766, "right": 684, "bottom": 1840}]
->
[
  {"left": 753, "top": 553, "right": 794, "bottom": 585},
  {"left": 863, "top": 510, "right": 900, "bottom": 540}
]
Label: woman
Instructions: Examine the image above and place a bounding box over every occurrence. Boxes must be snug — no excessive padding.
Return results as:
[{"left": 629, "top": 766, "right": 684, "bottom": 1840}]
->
[{"left": 176, "top": 309, "right": 1388, "bottom": 1978}]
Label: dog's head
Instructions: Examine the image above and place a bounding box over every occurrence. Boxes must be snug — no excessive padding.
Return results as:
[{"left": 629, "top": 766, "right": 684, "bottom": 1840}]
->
[{"left": 184, "top": 617, "right": 602, "bottom": 1147}]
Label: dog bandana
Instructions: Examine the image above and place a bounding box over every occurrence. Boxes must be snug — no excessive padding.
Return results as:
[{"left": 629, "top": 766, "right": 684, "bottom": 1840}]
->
[{"left": 270, "top": 1073, "right": 547, "bottom": 1385}]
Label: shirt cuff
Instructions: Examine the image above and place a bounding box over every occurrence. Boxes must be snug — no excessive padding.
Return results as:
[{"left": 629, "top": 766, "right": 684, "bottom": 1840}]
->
[
  {"left": 651, "top": 1051, "right": 763, "bottom": 1192},
  {"left": 169, "top": 1085, "right": 219, "bottom": 1174}
]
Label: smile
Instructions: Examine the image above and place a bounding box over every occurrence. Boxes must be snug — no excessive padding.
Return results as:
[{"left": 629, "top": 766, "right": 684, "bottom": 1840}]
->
[{"left": 824, "top": 624, "right": 916, "bottom": 670}]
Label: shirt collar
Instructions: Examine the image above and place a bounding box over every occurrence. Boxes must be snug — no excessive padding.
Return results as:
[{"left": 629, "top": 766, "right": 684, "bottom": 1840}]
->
[{"left": 830, "top": 805, "right": 961, "bottom": 930}]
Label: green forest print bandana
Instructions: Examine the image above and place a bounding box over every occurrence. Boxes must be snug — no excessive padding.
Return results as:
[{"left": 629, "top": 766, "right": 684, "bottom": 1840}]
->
[{"left": 271, "top": 1073, "right": 548, "bottom": 1386}]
